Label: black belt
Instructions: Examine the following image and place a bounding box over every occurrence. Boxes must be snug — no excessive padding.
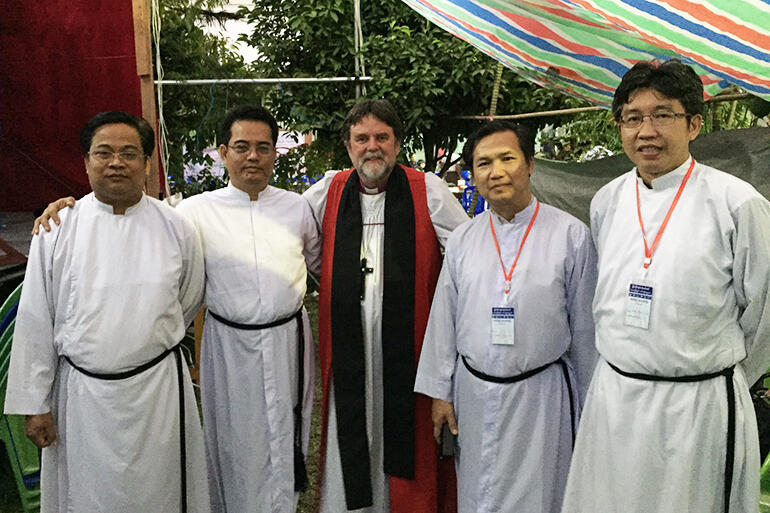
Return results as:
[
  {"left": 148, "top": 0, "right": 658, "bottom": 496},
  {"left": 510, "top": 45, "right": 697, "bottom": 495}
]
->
[
  {"left": 64, "top": 343, "right": 188, "bottom": 513},
  {"left": 461, "top": 355, "right": 576, "bottom": 445},
  {"left": 607, "top": 360, "right": 736, "bottom": 513},
  {"left": 208, "top": 308, "right": 308, "bottom": 491}
]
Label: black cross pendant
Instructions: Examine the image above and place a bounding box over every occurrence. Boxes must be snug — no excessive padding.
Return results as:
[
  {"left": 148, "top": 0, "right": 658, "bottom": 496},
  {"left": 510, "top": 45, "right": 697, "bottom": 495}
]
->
[{"left": 360, "top": 258, "right": 374, "bottom": 300}]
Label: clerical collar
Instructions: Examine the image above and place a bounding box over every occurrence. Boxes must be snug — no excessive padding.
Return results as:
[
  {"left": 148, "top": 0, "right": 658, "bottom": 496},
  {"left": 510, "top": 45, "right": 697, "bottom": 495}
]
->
[
  {"left": 490, "top": 196, "right": 537, "bottom": 225},
  {"left": 358, "top": 176, "right": 388, "bottom": 195},
  {"left": 227, "top": 182, "right": 270, "bottom": 201},
  {"left": 91, "top": 192, "right": 144, "bottom": 215},
  {"left": 636, "top": 170, "right": 653, "bottom": 189},
  {"left": 635, "top": 157, "right": 693, "bottom": 191}
]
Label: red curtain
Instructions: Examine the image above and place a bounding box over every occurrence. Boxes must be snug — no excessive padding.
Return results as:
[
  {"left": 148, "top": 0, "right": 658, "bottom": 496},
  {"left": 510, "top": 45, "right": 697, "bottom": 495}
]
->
[{"left": 1, "top": 1, "right": 143, "bottom": 211}]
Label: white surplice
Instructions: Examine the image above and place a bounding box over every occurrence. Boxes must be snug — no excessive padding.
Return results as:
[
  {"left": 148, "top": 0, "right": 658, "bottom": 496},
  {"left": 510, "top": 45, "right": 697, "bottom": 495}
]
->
[
  {"left": 562, "top": 159, "right": 770, "bottom": 513},
  {"left": 303, "top": 169, "right": 468, "bottom": 513},
  {"left": 4, "top": 193, "right": 209, "bottom": 513},
  {"left": 176, "top": 183, "right": 320, "bottom": 513},
  {"left": 414, "top": 198, "right": 598, "bottom": 513}
]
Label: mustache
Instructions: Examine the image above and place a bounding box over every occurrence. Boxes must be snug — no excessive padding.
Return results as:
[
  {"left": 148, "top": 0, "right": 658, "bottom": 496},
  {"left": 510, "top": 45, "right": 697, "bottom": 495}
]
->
[{"left": 362, "top": 151, "right": 385, "bottom": 162}]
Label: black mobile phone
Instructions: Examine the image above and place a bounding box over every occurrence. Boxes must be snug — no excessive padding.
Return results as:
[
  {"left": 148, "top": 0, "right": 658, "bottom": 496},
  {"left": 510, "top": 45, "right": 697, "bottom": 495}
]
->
[{"left": 439, "top": 423, "right": 456, "bottom": 458}]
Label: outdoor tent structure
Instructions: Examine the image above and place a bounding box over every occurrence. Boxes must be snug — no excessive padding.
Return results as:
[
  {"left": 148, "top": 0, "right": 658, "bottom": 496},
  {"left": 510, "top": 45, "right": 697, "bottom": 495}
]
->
[
  {"left": 398, "top": 0, "right": 770, "bottom": 212},
  {"left": 402, "top": 0, "right": 770, "bottom": 107}
]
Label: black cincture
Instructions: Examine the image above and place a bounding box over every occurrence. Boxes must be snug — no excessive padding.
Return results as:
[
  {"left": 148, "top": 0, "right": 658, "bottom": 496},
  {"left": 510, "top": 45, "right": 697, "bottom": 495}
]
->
[
  {"left": 607, "top": 361, "right": 736, "bottom": 513},
  {"left": 64, "top": 343, "right": 189, "bottom": 513},
  {"left": 208, "top": 308, "right": 308, "bottom": 491},
  {"left": 461, "top": 356, "right": 576, "bottom": 446}
]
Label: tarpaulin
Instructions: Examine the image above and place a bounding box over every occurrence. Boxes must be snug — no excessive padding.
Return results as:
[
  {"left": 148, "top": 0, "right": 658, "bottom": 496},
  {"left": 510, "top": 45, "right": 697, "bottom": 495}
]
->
[{"left": 402, "top": 0, "right": 770, "bottom": 106}]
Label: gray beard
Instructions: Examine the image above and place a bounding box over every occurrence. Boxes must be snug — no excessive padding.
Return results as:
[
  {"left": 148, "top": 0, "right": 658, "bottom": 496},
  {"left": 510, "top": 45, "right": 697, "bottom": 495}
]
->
[{"left": 358, "top": 161, "right": 394, "bottom": 186}]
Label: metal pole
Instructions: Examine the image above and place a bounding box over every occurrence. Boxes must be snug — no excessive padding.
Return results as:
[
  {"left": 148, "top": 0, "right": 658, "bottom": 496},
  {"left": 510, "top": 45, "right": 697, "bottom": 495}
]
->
[
  {"left": 154, "top": 77, "right": 373, "bottom": 85},
  {"left": 354, "top": 0, "right": 364, "bottom": 98}
]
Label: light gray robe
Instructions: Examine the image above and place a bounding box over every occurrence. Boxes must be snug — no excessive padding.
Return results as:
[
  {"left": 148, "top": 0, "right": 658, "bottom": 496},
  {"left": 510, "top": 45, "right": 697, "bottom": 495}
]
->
[{"left": 414, "top": 198, "right": 598, "bottom": 513}]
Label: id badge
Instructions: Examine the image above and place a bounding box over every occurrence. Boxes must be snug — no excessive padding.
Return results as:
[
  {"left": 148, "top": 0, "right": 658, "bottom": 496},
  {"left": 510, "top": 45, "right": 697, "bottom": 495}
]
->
[
  {"left": 491, "top": 307, "right": 515, "bottom": 345},
  {"left": 624, "top": 281, "right": 654, "bottom": 330}
]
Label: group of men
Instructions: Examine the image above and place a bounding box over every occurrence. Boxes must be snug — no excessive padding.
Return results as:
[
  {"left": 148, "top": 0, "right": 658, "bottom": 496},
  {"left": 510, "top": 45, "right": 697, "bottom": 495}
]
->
[{"left": 6, "top": 58, "right": 770, "bottom": 513}]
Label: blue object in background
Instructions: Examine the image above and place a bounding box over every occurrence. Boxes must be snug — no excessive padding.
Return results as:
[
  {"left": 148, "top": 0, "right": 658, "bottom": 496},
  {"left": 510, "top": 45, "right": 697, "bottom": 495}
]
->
[{"left": 459, "top": 186, "right": 487, "bottom": 215}]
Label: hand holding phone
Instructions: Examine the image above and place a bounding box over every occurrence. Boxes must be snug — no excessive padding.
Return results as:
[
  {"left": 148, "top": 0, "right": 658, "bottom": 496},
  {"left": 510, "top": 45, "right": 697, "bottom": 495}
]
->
[{"left": 439, "top": 422, "right": 457, "bottom": 458}]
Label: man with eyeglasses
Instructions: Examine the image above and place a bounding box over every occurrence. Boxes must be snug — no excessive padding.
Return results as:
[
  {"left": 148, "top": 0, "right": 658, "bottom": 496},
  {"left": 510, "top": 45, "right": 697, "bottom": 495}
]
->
[
  {"left": 32, "top": 105, "right": 321, "bottom": 513},
  {"left": 561, "top": 60, "right": 770, "bottom": 513},
  {"left": 175, "top": 105, "right": 321, "bottom": 513},
  {"left": 5, "top": 111, "right": 210, "bottom": 512}
]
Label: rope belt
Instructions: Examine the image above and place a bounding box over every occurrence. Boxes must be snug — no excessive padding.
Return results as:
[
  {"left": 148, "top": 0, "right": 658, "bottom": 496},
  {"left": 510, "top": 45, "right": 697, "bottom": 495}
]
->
[
  {"left": 461, "top": 355, "right": 576, "bottom": 445},
  {"left": 64, "top": 343, "right": 188, "bottom": 513},
  {"left": 607, "top": 360, "right": 736, "bottom": 513},
  {"left": 208, "top": 308, "right": 308, "bottom": 491}
]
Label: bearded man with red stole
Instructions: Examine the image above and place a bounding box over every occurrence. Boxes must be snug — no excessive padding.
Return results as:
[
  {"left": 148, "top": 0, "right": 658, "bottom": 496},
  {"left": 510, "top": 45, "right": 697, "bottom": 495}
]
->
[{"left": 303, "top": 99, "right": 468, "bottom": 513}]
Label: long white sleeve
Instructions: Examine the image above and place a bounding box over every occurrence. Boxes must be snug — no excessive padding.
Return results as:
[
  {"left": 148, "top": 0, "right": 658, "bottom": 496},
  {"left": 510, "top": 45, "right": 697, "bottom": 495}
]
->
[
  {"left": 414, "top": 258, "right": 460, "bottom": 403},
  {"left": 178, "top": 216, "right": 206, "bottom": 328},
  {"left": 564, "top": 223, "right": 599, "bottom": 400},
  {"left": 733, "top": 196, "right": 770, "bottom": 384},
  {"left": 4, "top": 223, "right": 60, "bottom": 415}
]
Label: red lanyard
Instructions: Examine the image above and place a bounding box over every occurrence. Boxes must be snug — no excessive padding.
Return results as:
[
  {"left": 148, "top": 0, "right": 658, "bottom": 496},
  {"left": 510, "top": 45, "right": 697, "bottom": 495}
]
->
[
  {"left": 489, "top": 201, "right": 540, "bottom": 294},
  {"left": 635, "top": 157, "right": 695, "bottom": 269}
]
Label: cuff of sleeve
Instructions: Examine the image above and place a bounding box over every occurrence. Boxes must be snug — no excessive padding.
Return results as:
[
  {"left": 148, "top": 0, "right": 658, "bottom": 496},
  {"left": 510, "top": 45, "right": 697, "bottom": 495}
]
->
[
  {"left": 413, "top": 374, "right": 453, "bottom": 403},
  {"left": 3, "top": 387, "right": 51, "bottom": 416}
]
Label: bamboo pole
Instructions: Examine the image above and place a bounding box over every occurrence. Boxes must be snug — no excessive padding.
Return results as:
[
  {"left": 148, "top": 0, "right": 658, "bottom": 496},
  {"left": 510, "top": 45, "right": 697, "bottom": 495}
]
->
[{"left": 453, "top": 92, "right": 754, "bottom": 121}]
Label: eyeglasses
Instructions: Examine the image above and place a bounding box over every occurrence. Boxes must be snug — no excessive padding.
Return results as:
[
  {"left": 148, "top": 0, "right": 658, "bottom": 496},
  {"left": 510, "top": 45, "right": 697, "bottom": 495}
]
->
[
  {"left": 619, "top": 111, "right": 689, "bottom": 129},
  {"left": 227, "top": 143, "right": 274, "bottom": 156},
  {"left": 88, "top": 150, "right": 145, "bottom": 163}
]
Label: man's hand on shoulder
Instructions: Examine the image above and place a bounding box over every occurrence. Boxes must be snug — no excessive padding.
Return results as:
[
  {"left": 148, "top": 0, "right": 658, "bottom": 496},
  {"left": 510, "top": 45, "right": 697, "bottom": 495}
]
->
[
  {"left": 25, "top": 412, "right": 57, "bottom": 448},
  {"left": 33, "top": 197, "right": 76, "bottom": 235}
]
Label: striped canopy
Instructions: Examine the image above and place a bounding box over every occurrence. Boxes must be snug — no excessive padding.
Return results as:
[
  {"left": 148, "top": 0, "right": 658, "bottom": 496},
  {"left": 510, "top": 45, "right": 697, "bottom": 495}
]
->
[{"left": 401, "top": 0, "right": 770, "bottom": 107}]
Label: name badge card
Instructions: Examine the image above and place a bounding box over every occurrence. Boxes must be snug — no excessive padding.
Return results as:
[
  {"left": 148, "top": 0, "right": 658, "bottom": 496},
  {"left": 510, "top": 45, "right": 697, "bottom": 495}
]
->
[
  {"left": 491, "top": 307, "right": 515, "bottom": 345},
  {"left": 625, "top": 281, "right": 653, "bottom": 329}
]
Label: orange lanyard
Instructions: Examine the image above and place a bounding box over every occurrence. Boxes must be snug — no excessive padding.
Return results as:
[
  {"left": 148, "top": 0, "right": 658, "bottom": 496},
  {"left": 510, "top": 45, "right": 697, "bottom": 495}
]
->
[
  {"left": 489, "top": 201, "right": 540, "bottom": 294},
  {"left": 635, "top": 157, "right": 695, "bottom": 269}
]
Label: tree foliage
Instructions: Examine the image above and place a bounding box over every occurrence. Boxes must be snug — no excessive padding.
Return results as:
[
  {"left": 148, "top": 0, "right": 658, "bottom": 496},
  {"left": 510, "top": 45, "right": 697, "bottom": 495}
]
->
[
  {"left": 154, "top": 0, "right": 260, "bottom": 196},
  {"left": 155, "top": 0, "right": 767, "bottom": 196},
  {"left": 536, "top": 110, "right": 622, "bottom": 162},
  {"left": 238, "top": 0, "right": 587, "bottom": 174}
]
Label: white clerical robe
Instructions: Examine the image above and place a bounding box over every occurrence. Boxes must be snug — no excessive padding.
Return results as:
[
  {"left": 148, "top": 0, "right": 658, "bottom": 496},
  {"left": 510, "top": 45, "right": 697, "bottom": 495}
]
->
[
  {"left": 562, "top": 159, "right": 770, "bottom": 513},
  {"left": 414, "top": 198, "right": 598, "bottom": 513},
  {"left": 4, "top": 193, "right": 209, "bottom": 513},
  {"left": 303, "top": 170, "right": 468, "bottom": 513},
  {"left": 176, "top": 183, "right": 320, "bottom": 513}
]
